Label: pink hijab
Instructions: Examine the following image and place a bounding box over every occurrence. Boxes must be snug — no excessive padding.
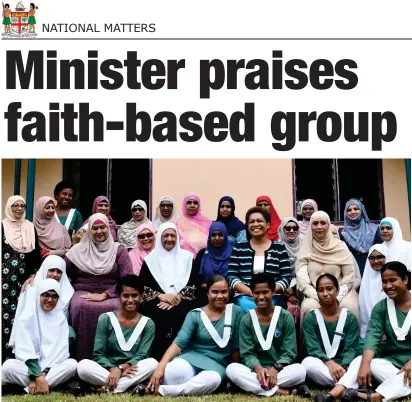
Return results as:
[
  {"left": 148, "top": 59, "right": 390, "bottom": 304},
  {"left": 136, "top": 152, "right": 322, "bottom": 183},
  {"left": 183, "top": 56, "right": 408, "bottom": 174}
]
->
[
  {"left": 84, "top": 196, "right": 118, "bottom": 241},
  {"left": 129, "top": 223, "right": 156, "bottom": 275},
  {"left": 298, "top": 199, "right": 318, "bottom": 243},
  {"left": 34, "top": 196, "right": 71, "bottom": 251},
  {"left": 177, "top": 193, "right": 212, "bottom": 257}
]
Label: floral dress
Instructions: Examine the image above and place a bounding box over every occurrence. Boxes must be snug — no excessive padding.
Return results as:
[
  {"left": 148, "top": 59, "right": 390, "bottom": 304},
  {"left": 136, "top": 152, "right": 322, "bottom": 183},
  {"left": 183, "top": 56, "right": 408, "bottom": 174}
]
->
[{"left": 1, "top": 224, "right": 41, "bottom": 362}]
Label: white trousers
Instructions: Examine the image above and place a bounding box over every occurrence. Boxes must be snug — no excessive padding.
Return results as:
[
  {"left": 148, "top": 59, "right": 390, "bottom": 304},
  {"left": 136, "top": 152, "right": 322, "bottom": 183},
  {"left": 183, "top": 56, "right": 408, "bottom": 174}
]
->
[
  {"left": 158, "top": 358, "right": 221, "bottom": 396},
  {"left": 226, "top": 362, "right": 306, "bottom": 397},
  {"left": 303, "top": 356, "right": 411, "bottom": 402},
  {"left": 2, "top": 358, "right": 77, "bottom": 393},
  {"left": 77, "top": 358, "right": 157, "bottom": 394}
]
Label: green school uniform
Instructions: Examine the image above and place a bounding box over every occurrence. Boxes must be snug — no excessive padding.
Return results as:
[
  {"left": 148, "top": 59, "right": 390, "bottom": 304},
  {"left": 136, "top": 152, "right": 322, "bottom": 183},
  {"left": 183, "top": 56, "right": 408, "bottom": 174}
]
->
[
  {"left": 92, "top": 312, "right": 155, "bottom": 369},
  {"left": 364, "top": 299, "right": 411, "bottom": 369},
  {"left": 303, "top": 310, "right": 359, "bottom": 366},
  {"left": 57, "top": 209, "right": 83, "bottom": 238},
  {"left": 173, "top": 305, "right": 244, "bottom": 379},
  {"left": 240, "top": 308, "right": 297, "bottom": 370}
]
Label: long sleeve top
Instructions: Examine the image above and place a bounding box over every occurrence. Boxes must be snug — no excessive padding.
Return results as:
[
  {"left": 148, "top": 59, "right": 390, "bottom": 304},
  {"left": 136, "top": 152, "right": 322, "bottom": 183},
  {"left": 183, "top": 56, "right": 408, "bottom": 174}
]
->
[{"left": 228, "top": 241, "right": 292, "bottom": 292}]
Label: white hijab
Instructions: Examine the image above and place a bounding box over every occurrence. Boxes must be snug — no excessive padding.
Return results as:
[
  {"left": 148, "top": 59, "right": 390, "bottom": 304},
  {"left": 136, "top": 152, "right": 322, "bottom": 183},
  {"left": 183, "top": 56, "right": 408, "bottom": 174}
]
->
[
  {"left": 144, "top": 222, "right": 193, "bottom": 294},
  {"left": 359, "top": 244, "right": 389, "bottom": 338},
  {"left": 12, "top": 279, "right": 70, "bottom": 371},
  {"left": 9, "top": 256, "right": 74, "bottom": 349},
  {"left": 380, "top": 217, "right": 411, "bottom": 271},
  {"left": 153, "top": 196, "right": 179, "bottom": 230}
]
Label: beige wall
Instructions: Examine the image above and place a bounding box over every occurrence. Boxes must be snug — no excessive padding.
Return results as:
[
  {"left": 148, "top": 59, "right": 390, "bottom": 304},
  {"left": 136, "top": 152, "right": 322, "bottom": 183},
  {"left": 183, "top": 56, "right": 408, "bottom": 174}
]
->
[
  {"left": 1, "top": 159, "right": 63, "bottom": 215},
  {"left": 152, "top": 159, "right": 294, "bottom": 222},
  {"left": 382, "top": 159, "right": 411, "bottom": 240}
]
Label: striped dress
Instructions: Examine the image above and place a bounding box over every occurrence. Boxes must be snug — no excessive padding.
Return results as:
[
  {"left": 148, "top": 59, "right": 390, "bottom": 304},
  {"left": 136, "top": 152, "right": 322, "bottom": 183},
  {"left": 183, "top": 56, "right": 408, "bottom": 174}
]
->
[{"left": 228, "top": 241, "right": 292, "bottom": 293}]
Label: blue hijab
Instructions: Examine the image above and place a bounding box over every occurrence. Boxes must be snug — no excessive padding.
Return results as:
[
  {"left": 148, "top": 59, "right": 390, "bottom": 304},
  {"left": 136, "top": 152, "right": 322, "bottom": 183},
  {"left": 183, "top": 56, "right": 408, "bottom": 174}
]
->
[
  {"left": 341, "top": 199, "right": 379, "bottom": 253},
  {"left": 216, "top": 196, "right": 246, "bottom": 238},
  {"left": 200, "top": 222, "right": 232, "bottom": 282}
]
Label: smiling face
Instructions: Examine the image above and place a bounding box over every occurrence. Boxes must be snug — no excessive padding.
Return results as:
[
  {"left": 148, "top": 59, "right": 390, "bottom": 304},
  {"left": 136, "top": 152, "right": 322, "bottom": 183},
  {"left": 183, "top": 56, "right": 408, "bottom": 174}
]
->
[
  {"left": 90, "top": 223, "right": 109, "bottom": 243},
  {"left": 40, "top": 290, "right": 59, "bottom": 312},
  {"left": 160, "top": 200, "right": 173, "bottom": 219},
  {"left": 311, "top": 218, "right": 329, "bottom": 241},
  {"left": 248, "top": 212, "right": 269, "bottom": 239},
  {"left": 95, "top": 201, "right": 109, "bottom": 215},
  {"left": 346, "top": 204, "right": 361, "bottom": 220},
  {"left": 11, "top": 201, "right": 26, "bottom": 219},
  {"left": 368, "top": 250, "right": 386, "bottom": 271},
  {"left": 56, "top": 188, "right": 73, "bottom": 208},
  {"left": 132, "top": 205, "right": 145, "bottom": 221},
  {"left": 119, "top": 285, "right": 141, "bottom": 313},
  {"left": 380, "top": 224, "right": 393, "bottom": 242},
  {"left": 137, "top": 229, "right": 154, "bottom": 250},
  {"left": 302, "top": 204, "right": 315, "bottom": 221},
  {"left": 382, "top": 269, "right": 409, "bottom": 299},
  {"left": 43, "top": 200, "right": 56, "bottom": 219},
  {"left": 207, "top": 280, "right": 229, "bottom": 309},
  {"left": 219, "top": 201, "right": 232, "bottom": 219},
  {"left": 316, "top": 276, "right": 338, "bottom": 307},
  {"left": 161, "top": 228, "right": 177, "bottom": 251},
  {"left": 47, "top": 268, "right": 63, "bottom": 282},
  {"left": 186, "top": 199, "right": 199, "bottom": 216},
  {"left": 283, "top": 221, "right": 299, "bottom": 241},
  {"left": 252, "top": 282, "right": 274, "bottom": 309}
]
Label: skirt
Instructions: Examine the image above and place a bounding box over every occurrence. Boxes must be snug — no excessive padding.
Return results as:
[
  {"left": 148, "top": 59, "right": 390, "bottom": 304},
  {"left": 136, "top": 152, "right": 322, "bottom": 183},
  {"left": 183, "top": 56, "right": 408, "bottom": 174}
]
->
[
  {"left": 28, "top": 16, "right": 36, "bottom": 24},
  {"left": 3, "top": 16, "right": 11, "bottom": 25}
]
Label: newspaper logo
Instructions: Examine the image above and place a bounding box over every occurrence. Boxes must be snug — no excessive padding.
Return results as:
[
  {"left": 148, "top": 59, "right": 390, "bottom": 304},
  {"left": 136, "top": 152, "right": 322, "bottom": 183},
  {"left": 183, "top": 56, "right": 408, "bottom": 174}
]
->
[{"left": 2, "top": 1, "right": 38, "bottom": 38}]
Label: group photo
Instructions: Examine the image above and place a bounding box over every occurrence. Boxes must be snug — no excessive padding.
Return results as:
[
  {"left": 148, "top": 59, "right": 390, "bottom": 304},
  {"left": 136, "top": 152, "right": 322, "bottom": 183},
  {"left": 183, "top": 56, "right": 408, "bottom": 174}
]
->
[{"left": 1, "top": 158, "right": 411, "bottom": 402}]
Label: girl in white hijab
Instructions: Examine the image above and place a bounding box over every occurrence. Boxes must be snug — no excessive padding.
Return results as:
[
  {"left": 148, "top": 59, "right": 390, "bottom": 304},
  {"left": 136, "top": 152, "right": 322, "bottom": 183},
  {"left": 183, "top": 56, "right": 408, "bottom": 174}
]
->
[
  {"left": 118, "top": 200, "right": 152, "bottom": 249},
  {"left": 152, "top": 196, "right": 179, "bottom": 230},
  {"left": 2, "top": 279, "right": 77, "bottom": 394},
  {"left": 359, "top": 244, "right": 389, "bottom": 338},
  {"left": 380, "top": 217, "right": 411, "bottom": 271}
]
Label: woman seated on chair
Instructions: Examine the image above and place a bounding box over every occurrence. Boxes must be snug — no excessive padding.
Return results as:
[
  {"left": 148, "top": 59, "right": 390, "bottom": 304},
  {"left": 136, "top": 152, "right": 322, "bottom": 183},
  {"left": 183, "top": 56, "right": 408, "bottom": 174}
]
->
[
  {"left": 146, "top": 275, "right": 244, "bottom": 396},
  {"left": 77, "top": 275, "right": 157, "bottom": 394}
]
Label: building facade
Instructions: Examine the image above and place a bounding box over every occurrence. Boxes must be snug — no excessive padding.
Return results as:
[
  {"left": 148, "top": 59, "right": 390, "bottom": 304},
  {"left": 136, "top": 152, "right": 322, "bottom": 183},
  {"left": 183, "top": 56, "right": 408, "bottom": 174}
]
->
[{"left": 1, "top": 159, "right": 411, "bottom": 240}]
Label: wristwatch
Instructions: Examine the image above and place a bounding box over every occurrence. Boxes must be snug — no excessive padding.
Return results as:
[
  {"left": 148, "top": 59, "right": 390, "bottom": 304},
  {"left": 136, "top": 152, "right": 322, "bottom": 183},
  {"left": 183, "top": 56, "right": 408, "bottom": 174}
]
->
[
  {"left": 274, "top": 363, "right": 284, "bottom": 372},
  {"left": 118, "top": 365, "right": 124, "bottom": 372}
]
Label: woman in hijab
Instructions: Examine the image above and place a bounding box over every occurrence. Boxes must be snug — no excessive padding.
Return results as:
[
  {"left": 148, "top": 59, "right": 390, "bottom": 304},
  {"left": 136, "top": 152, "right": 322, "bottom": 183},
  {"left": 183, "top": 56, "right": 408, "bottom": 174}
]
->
[
  {"left": 278, "top": 217, "right": 301, "bottom": 326},
  {"left": 340, "top": 199, "right": 382, "bottom": 276},
  {"left": 1, "top": 195, "right": 41, "bottom": 362},
  {"left": 215, "top": 196, "right": 246, "bottom": 245},
  {"left": 129, "top": 223, "right": 156, "bottom": 275},
  {"left": 139, "top": 222, "right": 200, "bottom": 360},
  {"left": 380, "top": 217, "right": 411, "bottom": 271},
  {"left": 2, "top": 279, "right": 77, "bottom": 395},
  {"left": 65, "top": 213, "right": 133, "bottom": 361},
  {"left": 118, "top": 200, "right": 152, "bottom": 250},
  {"left": 152, "top": 196, "right": 179, "bottom": 230},
  {"left": 298, "top": 199, "right": 318, "bottom": 244},
  {"left": 83, "top": 196, "right": 118, "bottom": 241},
  {"left": 359, "top": 244, "right": 389, "bottom": 338},
  {"left": 177, "top": 193, "right": 212, "bottom": 258},
  {"left": 256, "top": 195, "right": 281, "bottom": 241},
  {"left": 34, "top": 196, "right": 71, "bottom": 257},
  {"left": 296, "top": 211, "right": 359, "bottom": 322}
]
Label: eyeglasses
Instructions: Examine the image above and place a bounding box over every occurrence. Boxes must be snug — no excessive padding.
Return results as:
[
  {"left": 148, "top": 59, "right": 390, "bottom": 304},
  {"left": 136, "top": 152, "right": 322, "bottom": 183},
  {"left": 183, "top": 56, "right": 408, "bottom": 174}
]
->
[
  {"left": 11, "top": 204, "right": 26, "bottom": 209},
  {"left": 138, "top": 232, "right": 154, "bottom": 240},
  {"left": 284, "top": 226, "right": 299, "bottom": 232},
  {"left": 368, "top": 256, "right": 385, "bottom": 262},
  {"left": 40, "top": 292, "right": 59, "bottom": 301},
  {"left": 160, "top": 203, "right": 173, "bottom": 209},
  {"left": 132, "top": 207, "right": 144, "bottom": 212}
]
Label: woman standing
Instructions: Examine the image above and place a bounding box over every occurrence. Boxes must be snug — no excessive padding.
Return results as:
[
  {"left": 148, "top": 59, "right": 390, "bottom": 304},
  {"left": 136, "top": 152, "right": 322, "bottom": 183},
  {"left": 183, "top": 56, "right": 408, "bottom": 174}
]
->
[
  {"left": 139, "top": 222, "right": 200, "bottom": 360},
  {"left": 1, "top": 196, "right": 41, "bottom": 362},
  {"left": 129, "top": 224, "right": 156, "bottom": 275},
  {"left": 296, "top": 211, "right": 358, "bottom": 321},
  {"left": 340, "top": 199, "right": 382, "bottom": 276},
  {"left": 359, "top": 244, "right": 389, "bottom": 338},
  {"left": 256, "top": 195, "right": 281, "bottom": 241},
  {"left": 54, "top": 181, "right": 83, "bottom": 238},
  {"left": 65, "top": 214, "right": 133, "bottom": 360},
  {"left": 28, "top": 3, "right": 37, "bottom": 33},
  {"left": 34, "top": 196, "right": 71, "bottom": 257},
  {"left": 298, "top": 199, "right": 318, "bottom": 244},
  {"left": 215, "top": 196, "right": 246, "bottom": 245},
  {"left": 83, "top": 196, "right": 118, "bottom": 241},
  {"left": 152, "top": 196, "right": 179, "bottom": 230},
  {"left": 228, "top": 207, "right": 292, "bottom": 312},
  {"left": 177, "top": 193, "right": 212, "bottom": 258},
  {"left": 147, "top": 275, "right": 244, "bottom": 396},
  {"left": 380, "top": 217, "right": 411, "bottom": 271},
  {"left": 118, "top": 200, "right": 151, "bottom": 250}
]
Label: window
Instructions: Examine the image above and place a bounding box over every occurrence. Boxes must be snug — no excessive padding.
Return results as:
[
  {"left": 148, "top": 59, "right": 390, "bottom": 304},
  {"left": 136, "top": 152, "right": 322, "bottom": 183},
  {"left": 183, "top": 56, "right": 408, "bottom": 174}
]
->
[
  {"left": 294, "top": 159, "right": 384, "bottom": 222},
  {"left": 63, "top": 159, "right": 151, "bottom": 225}
]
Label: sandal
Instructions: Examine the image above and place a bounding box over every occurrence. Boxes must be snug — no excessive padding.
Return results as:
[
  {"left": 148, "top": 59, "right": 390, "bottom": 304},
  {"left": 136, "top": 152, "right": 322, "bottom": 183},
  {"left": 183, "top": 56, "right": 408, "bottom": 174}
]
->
[
  {"left": 289, "top": 383, "right": 311, "bottom": 398},
  {"left": 314, "top": 393, "right": 335, "bottom": 402},
  {"left": 341, "top": 387, "right": 372, "bottom": 402},
  {"left": 131, "top": 384, "right": 155, "bottom": 396}
]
